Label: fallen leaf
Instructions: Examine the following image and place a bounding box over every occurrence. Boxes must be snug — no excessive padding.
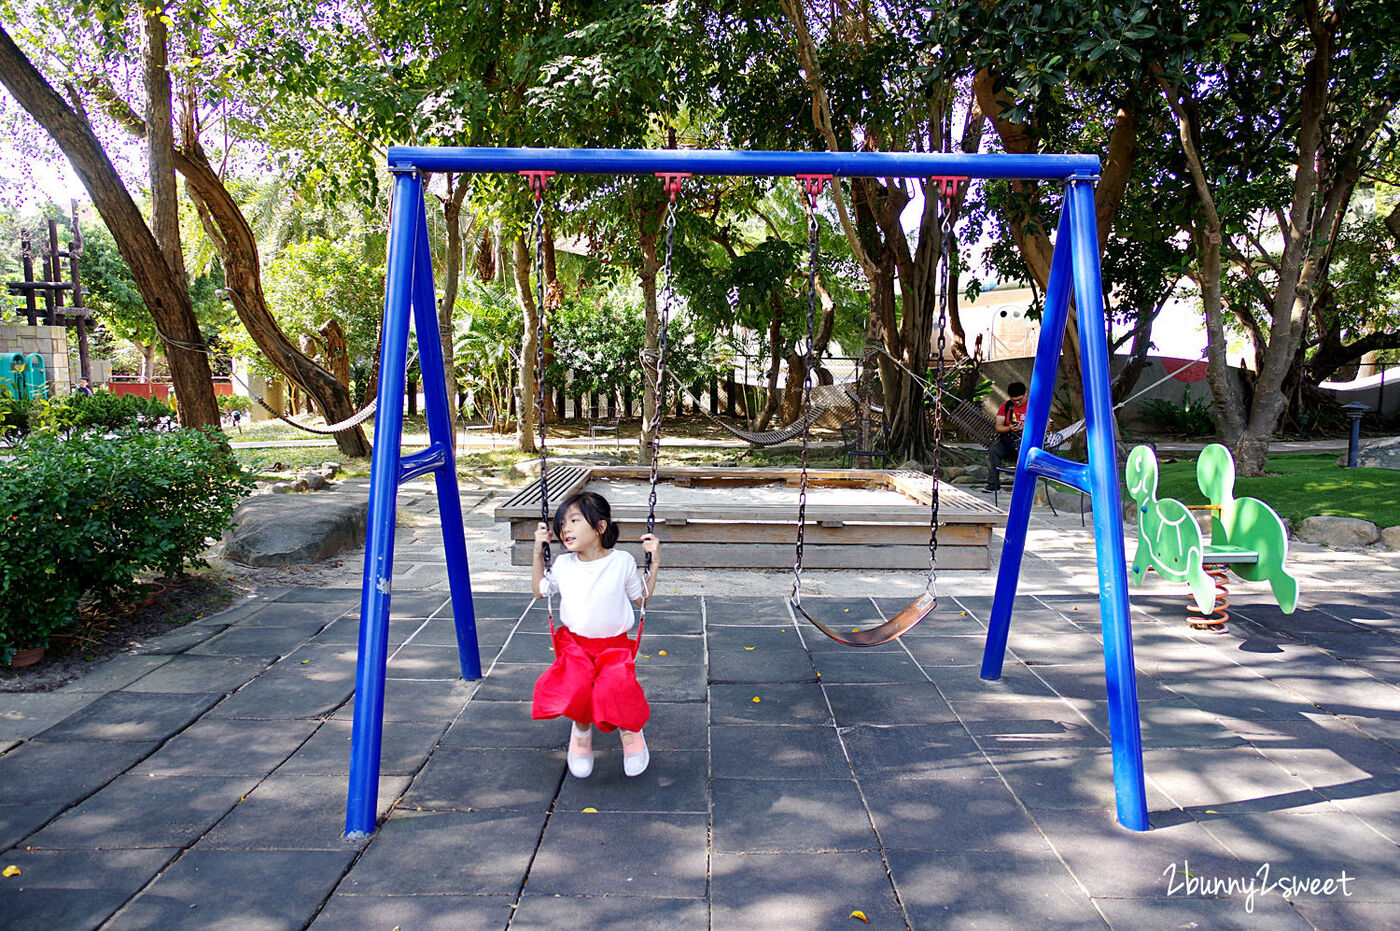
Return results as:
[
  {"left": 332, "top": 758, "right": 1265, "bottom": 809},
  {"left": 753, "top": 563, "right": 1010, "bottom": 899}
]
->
[
  {"left": 2, "top": 866, "right": 19, "bottom": 878},
  {"left": 744, "top": 646, "right": 755, "bottom": 651},
  {"left": 844, "top": 608, "right": 850, "bottom": 613},
  {"left": 582, "top": 808, "right": 598, "bottom": 813},
  {"left": 658, "top": 650, "right": 668, "bottom": 656},
  {"left": 300, "top": 659, "right": 311, "bottom": 664},
  {"left": 960, "top": 611, "right": 966, "bottom": 616},
  {"left": 752, "top": 696, "right": 761, "bottom": 703},
  {"left": 850, "top": 909, "right": 868, "bottom": 923}
]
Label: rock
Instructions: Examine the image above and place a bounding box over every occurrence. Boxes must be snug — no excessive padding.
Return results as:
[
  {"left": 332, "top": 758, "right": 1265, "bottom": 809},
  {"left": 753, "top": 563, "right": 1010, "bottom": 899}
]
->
[
  {"left": 293, "top": 478, "right": 311, "bottom": 493},
  {"left": 1048, "top": 488, "right": 1090, "bottom": 515},
  {"left": 895, "top": 459, "right": 923, "bottom": 473},
  {"left": 1381, "top": 526, "right": 1400, "bottom": 550},
  {"left": 271, "top": 482, "right": 296, "bottom": 494},
  {"left": 300, "top": 471, "right": 327, "bottom": 491},
  {"left": 962, "top": 464, "right": 989, "bottom": 481},
  {"left": 222, "top": 485, "right": 371, "bottom": 566},
  {"left": 950, "top": 475, "right": 981, "bottom": 485},
  {"left": 322, "top": 461, "right": 341, "bottom": 476},
  {"left": 1342, "top": 436, "right": 1400, "bottom": 470},
  {"left": 943, "top": 466, "right": 966, "bottom": 480},
  {"left": 1297, "top": 515, "right": 1380, "bottom": 547}
]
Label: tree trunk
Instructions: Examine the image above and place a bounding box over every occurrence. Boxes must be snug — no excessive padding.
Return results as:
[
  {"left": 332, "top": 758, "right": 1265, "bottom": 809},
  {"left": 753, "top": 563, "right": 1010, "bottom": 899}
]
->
[
  {"left": 319, "top": 319, "right": 351, "bottom": 387},
  {"left": 0, "top": 24, "right": 218, "bottom": 428},
  {"left": 754, "top": 292, "right": 786, "bottom": 431},
  {"left": 438, "top": 175, "right": 469, "bottom": 437},
  {"left": 176, "top": 135, "right": 370, "bottom": 457},
  {"left": 513, "top": 236, "right": 539, "bottom": 454}
]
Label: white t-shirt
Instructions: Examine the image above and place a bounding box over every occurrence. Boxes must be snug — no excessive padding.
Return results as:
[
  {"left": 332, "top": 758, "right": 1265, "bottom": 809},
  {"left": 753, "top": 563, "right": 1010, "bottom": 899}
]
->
[{"left": 538, "top": 549, "right": 644, "bottom": 639}]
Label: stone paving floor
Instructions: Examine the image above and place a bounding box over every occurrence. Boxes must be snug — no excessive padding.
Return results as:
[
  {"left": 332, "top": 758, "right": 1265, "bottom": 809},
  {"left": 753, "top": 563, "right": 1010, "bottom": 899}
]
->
[{"left": 3, "top": 573, "right": 1400, "bottom": 928}]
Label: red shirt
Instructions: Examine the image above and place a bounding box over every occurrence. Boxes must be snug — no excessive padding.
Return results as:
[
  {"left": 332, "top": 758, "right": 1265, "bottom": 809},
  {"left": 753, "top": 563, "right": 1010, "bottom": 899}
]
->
[{"left": 997, "top": 397, "right": 1027, "bottom": 428}]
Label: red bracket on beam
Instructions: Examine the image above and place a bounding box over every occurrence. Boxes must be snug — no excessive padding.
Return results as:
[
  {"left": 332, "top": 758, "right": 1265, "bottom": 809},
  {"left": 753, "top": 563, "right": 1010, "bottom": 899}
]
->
[
  {"left": 519, "top": 170, "right": 557, "bottom": 200},
  {"left": 794, "top": 174, "right": 833, "bottom": 197},
  {"left": 655, "top": 172, "right": 691, "bottom": 202}
]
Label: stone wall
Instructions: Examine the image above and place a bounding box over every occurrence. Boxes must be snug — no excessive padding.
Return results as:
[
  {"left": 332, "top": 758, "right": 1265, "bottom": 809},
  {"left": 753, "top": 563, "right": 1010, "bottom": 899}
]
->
[{"left": 0, "top": 324, "right": 72, "bottom": 396}]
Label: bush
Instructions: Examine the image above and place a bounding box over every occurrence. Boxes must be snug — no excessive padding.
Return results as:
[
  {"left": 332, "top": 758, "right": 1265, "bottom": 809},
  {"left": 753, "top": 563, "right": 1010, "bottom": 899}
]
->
[
  {"left": 218, "top": 393, "right": 252, "bottom": 417},
  {"left": 0, "top": 427, "right": 253, "bottom": 662},
  {"left": 0, "top": 391, "right": 176, "bottom": 443},
  {"left": 1141, "top": 388, "right": 1216, "bottom": 437}
]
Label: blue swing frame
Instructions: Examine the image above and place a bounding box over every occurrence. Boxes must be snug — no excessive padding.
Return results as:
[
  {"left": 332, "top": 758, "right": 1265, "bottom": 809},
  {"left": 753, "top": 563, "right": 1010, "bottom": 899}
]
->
[{"left": 345, "top": 147, "right": 1149, "bottom": 838}]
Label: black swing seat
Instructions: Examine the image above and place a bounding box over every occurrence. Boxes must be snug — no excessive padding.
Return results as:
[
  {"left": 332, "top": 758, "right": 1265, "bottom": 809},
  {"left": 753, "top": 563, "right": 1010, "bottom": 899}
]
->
[{"left": 790, "top": 592, "right": 937, "bottom": 647}]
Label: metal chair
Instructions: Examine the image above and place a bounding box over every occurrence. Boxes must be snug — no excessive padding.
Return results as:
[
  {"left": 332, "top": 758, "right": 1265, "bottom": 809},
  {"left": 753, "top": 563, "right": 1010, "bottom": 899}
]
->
[{"left": 840, "top": 414, "right": 889, "bottom": 468}]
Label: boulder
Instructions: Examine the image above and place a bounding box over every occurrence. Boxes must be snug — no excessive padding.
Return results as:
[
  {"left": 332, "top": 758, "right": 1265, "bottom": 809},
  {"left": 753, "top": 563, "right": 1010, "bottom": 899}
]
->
[
  {"left": 321, "top": 461, "right": 341, "bottom": 476},
  {"left": 222, "top": 485, "right": 371, "bottom": 566},
  {"left": 1381, "top": 526, "right": 1400, "bottom": 550},
  {"left": 895, "top": 459, "right": 923, "bottom": 473},
  {"left": 270, "top": 482, "right": 296, "bottom": 494},
  {"left": 1342, "top": 436, "right": 1400, "bottom": 470},
  {"left": 1296, "top": 515, "right": 1380, "bottom": 547},
  {"left": 300, "top": 471, "right": 327, "bottom": 491}
]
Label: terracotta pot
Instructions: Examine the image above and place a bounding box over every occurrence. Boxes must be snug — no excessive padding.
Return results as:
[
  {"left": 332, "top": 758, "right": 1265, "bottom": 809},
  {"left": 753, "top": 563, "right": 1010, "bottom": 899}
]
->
[{"left": 5, "top": 646, "right": 45, "bottom": 668}]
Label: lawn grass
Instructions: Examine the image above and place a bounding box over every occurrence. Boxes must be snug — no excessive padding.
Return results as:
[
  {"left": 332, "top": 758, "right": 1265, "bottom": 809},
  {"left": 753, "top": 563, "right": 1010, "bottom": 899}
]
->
[{"left": 1151, "top": 452, "right": 1400, "bottom": 528}]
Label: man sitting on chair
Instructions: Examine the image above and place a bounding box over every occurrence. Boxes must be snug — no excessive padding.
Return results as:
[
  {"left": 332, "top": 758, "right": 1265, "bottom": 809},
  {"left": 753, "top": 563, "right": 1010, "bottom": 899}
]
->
[{"left": 985, "top": 381, "right": 1027, "bottom": 493}]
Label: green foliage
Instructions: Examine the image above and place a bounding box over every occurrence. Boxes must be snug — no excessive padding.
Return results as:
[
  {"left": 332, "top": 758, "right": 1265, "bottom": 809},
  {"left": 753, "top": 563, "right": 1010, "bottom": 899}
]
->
[
  {"left": 0, "top": 392, "right": 176, "bottom": 443},
  {"left": 0, "top": 428, "right": 253, "bottom": 662},
  {"left": 454, "top": 280, "right": 523, "bottom": 427},
  {"left": 1141, "top": 389, "right": 1217, "bottom": 438},
  {"left": 218, "top": 394, "right": 253, "bottom": 417}
]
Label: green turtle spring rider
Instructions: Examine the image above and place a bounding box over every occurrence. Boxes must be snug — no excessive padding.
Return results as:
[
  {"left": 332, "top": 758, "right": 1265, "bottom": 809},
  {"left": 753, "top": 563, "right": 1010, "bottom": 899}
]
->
[{"left": 1126, "top": 443, "right": 1298, "bottom": 630}]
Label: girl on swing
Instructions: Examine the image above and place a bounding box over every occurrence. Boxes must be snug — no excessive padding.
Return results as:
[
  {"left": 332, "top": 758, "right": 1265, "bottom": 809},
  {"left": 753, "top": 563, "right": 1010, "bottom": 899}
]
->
[{"left": 531, "top": 491, "right": 660, "bottom": 779}]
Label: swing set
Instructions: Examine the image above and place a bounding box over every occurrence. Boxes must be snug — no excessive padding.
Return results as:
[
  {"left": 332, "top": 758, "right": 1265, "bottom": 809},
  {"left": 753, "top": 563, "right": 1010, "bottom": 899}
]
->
[{"left": 345, "top": 148, "right": 1150, "bottom": 838}]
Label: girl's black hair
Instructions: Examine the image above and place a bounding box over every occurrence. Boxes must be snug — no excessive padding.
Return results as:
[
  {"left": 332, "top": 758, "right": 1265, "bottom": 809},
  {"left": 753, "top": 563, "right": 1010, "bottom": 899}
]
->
[{"left": 552, "top": 491, "right": 620, "bottom": 548}]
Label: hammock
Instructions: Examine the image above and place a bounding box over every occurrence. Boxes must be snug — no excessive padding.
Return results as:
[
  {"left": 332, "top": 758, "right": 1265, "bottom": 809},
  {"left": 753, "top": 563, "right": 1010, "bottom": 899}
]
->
[{"left": 667, "top": 371, "right": 855, "bottom": 447}]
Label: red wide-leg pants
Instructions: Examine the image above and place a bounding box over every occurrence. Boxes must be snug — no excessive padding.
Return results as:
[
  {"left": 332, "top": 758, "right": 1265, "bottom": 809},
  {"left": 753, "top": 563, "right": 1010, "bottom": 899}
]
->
[{"left": 531, "top": 626, "right": 650, "bottom": 733}]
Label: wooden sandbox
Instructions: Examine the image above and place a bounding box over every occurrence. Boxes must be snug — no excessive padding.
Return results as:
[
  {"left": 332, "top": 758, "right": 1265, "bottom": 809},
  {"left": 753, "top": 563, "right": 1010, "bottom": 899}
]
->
[{"left": 493, "top": 466, "right": 1006, "bottom": 570}]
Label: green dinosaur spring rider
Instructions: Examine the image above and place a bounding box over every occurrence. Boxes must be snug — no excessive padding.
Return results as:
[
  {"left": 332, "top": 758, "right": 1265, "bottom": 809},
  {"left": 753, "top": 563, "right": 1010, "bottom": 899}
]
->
[{"left": 1126, "top": 443, "right": 1298, "bottom": 629}]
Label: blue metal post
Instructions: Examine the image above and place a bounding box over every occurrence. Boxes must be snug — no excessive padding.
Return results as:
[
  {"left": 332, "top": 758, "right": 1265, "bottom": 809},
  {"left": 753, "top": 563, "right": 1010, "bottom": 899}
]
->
[
  {"left": 981, "top": 205, "right": 1076, "bottom": 679},
  {"left": 407, "top": 205, "right": 481, "bottom": 679},
  {"left": 345, "top": 169, "right": 420, "bottom": 839},
  {"left": 1066, "top": 180, "right": 1148, "bottom": 831}
]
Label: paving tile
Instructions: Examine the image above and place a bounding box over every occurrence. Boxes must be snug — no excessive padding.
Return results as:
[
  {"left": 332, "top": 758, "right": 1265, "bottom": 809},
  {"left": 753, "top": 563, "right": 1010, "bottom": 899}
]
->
[
  {"left": 382, "top": 678, "right": 475, "bottom": 721},
  {"left": 409, "top": 616, "right": 516, "bottom": 649},
  {"left": 0, "top": 738, "right": 13, "bottom": 755},
  {"left": 338, "top": 809, "right": 546, "bottom": 894},
  {"left": 401, "top": 747, "right": 563, "bottom": 812},
  {"left": 557, "top": 750, "right": 708, "bottom": 813},
  {"left": 703, "top": 597, "right": 794, "bottom": 626},
  {"left": 840, "top": 723, "right": 989, "bottom": 782},
  {"left": 0, "top": 802, "right": 64, "bottom": 851},
  {"left": 185, "top": 624, "right": 316, "bottom": 659},
  {"left": 529, "top": 812, "right": 708, "bottom": 897},
  {"left": 985, "top": 747, "right": 1173, "bottom": 812},
  {"left": 809, "top": 650, "right": 929, "bottom": 685},
  {"left": 124, "top": 622, "right": 227, "bottom": 655},
  {"left": 54, "top": 654, "right": 173, "bottom": 694},
  {"left": 710, "top": 850, "right": 904, "bottom": 930},
  {"left": 1290, "top": 899, "right": 1400, "bottom": 929},
  {"left": 131, "top": 717, "right": 319, "bottom": 777},
  {"left": 712, "top": 777, "right": 874, "bottom": 853},
  {"left": 922, "top": 664, "right": 1060, "bottom": 701},
  {"left": 636, "top": 701, "right": 708, "bottom": 750},
  {"left": 311, "top": 615, "right": 422, "bottom": 647},
  {"left": 207, "top": 673, "right": 353, "bottom": 720},
  {"left": 0, "top": 847, "right": 178, "bottom": 929},
  {"left": 33, "top": 690, "right": 220, "bottom": 742},
  {"left": 261, "top": 641, "right": 361, "bottom": 680},
  {"left": 201, "top": 773, "right": 410, "bottom": 849},
  {"left": 386, "top": 592, "right": 452, "bottom": 618},
  {"left": 106, "top": 847, "right": 357, "bottom": 930},
  {"left": 825, "top": 682, "right": 957, "bottom": 727},
  {"left": 888, "top": 848, "right": 1104, "bottom": 928},
  {"left": 387, "top": 643, "right": 471, "bottom": 679},
  {"left": 1196, "top": 810, "right": 1400, "bottom": 901},
  {"left": 272, "top": 587, "right": 363, "bottom": 606},
  {"left": 638, "top": 664, "right": 708, "bottom": 702},
  {"left": 1314, "top": 773, "right": 1400, "bottom": 844},
  {"left": 451, "top": 591, "right": 533, "bottom": 620},
  {"left": 711, "top": 724, "right": 851, "bottom": 780},
  {"left": 441, "top": 700, "right": 559, "bottom": 749},
  {"left": 473, "top": 663, "right": 550, "bottom": 702},
  {"left": 1093, "top": 894, "right": 1314, "bottom": 929},
  {"left": 1065, "top": 697, "right": 1248, "bottom": 749},
  {"left": 312, "top": 893, "right": 518, "bottom": 929},
  {"left": 0, "top": 691, "right": 93, "bottom": 740},
  {"left": 279, "top": 719, "right": 444, "bottom": 776},
  {"left": 1031, "top": 663, "right": 1181, "bottom": 702},
  {"left": 1031, "top": 808, "right": 1245, "bottom": 898},
  {"left": 861, "top": 776, "right": 1048, "bottom": 852},
  {"left": 901, "top": 636, "right": 993, "bottom": 667},
  {"left": 126, "top": 654, "right": 270, "bottom": 693},
  {"left": 26, "top": 774, "right": 258, "bottom": 849},
  {"left": 709, "top": 682, "right": 832, "bottom": 726},
  {"left": 0, "top": 739, "right": 158, "bottom": 805},
  {"left": 1143, "top": 746, "right": 1328, "bottom": 812},
  {"left": 512, "top": 893, "right": 708, "bottom": 930},
  {"left": 236, "top": 602, "right": 351, "bottom": 631},
  {"left": 955, "top": 698, "right": 1105, "bottom": 750}
]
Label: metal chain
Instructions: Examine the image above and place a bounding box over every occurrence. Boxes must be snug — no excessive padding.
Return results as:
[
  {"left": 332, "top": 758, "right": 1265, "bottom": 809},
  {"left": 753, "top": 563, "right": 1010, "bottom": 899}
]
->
[
  {"left": 791, "top": 179, "right": 823, "bottom": 605},
  {"left": 532, "top": 192, "right": 551, "bottom": 570},
  {"left": 646, "top": 199, "right": 677, "bottom": 551},
  {"left": 925, "top": 179, "right": 960, "bottom": 600}
]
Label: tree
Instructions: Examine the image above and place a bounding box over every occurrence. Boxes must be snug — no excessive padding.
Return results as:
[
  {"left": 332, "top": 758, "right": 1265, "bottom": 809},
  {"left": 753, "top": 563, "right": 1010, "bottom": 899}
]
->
[{"left": 0, "top": 22, "right": 219, "bottom": 427}]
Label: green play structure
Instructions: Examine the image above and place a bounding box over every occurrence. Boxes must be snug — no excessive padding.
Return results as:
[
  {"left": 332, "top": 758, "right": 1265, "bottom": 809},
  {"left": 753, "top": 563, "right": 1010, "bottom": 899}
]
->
[{"left": 1125, "top": 443, "right": 1298, "bottom": 627}]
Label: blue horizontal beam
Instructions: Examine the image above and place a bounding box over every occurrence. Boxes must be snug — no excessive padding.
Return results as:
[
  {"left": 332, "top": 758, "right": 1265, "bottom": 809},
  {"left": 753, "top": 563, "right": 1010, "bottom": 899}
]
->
[
  {"left": 387, "top": 147, "right": 1100, "bottom": 182},
  {"left": 1024, "top": 448, "right": 1092, "bottom": 494},
  {"left": 399, "top": 443, "right": 448, "bottom": 484}
]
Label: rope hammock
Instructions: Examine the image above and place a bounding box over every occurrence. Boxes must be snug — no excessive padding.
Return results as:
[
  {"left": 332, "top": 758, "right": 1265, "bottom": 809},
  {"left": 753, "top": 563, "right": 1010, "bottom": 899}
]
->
[{"left": 665, "top": 370, "right": 855, "bottom": 446}]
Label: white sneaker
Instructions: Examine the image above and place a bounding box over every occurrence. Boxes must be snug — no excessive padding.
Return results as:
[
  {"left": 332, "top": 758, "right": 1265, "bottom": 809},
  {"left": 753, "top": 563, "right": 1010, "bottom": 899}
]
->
[
  {"left": 567, "top": 724, "right": 593, "bottom": 778},
  {"left": 621, "top": 729, "right": 649, "bottom": 777}
]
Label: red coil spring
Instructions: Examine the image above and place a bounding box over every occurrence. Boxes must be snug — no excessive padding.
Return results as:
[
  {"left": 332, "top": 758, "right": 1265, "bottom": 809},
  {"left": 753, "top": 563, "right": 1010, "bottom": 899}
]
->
[{"left": 1187, "top": 564, "right": 1230, "bottom": 630}]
